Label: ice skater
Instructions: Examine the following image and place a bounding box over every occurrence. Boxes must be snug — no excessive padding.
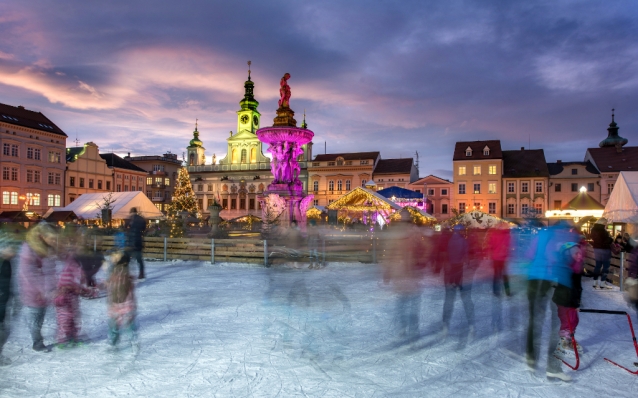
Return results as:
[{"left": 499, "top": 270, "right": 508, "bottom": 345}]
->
[
  {"left": 106, "top": 251, "right": 139, "bottom": 351},
  {"left": 54, "top": 250, "right": 99, "bottom": 348},
  {"left": 0, "top": 234, "right": 17, "bottom": 365}
]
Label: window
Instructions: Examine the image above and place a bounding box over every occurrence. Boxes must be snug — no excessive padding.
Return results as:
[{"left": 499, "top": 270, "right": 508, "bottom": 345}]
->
[
  {"left": 488, "top": 165, "right": 496, "bottom": 175},
  {"left": 473, "top": 166, "right": 481, "bottom": 175},
  {"left": 346, "top": 180, "right": 351, "bottom": 190},
  {"left": 9, "top": 192, "right": 18, "bottom": 205},
  {"left": 508, "top": 182, "right": 515, "bottom": 193},
  {"left": 125, "top": 175, "right": 129, "bottom": 180},
  {"left": 555, "top": 183, "right": 561, "bottom": 192},
  {"left": 106, "top": 181, "right": 111, "bottom": 191},
  {"left": 47, "top": 194, "right": 61, "bottom": 207},
  {"left": 442, "top": 204, "right": 448, "bottom": 214},
  {"left": 361, "top": 180, "right": 367, "bottom": 187},
  {"left": 535, "top": 203, "right": 543, "bottom": 214},
  {"left": 336, "top": 157, "right": 344, "bottom": 166},
  {"left": 48, "top": 151, "right": 60, "bottom": 163},
  {"left": 231, "top": 199, "right": 236, "bottom": 209},
  {"left": 312, "top": 162, "right": 320, "bottom": 166},
  {"left": 222, "top": 199, "right": 228, "bottom": 209},
  {"left": 155, "top": 177, "right": 162, "bottom": 184},
  {"left": 147, "top": 177, "right": 152, "bottom": 185},
  {"left": 521, "top": 182, "right": 529, "bottom": 193},
  {"left": 198, "top": 184, "right": 203, "bottom": 191},
  {"left": 34, "top": 148, "right": 41, "bottom": 160},
  {"left": 116, "top": 184, "right": 121, "bottom": 192},
  {"left": 98, "top": 180, "right": 102, "bottom": 190},
  {"left": 47, "top": 172, "right": 55, "bottom": 184},
  {"left": 313, "top": 199, "right": 319, "bottom": 206},
  {"left": 458, "top": 183, "right": 466, "bottom": 194},
  {"left": 360, "top": 160, "right": 368, "bottom": 165},
  {"left": 89, "top": 179, "right": 94, "bottom": 188},
  {"left": 521, "top": 204, "right": 529, "bottom": 215},
  {"left": 2, "top": 167, "right": 9, "bottom": 181},
  {"left": 2, "top": 143, "right": 8, "bottom": 156},
  {"left": 328, "top": 162, "right": 336, "bottom": 166},
  {"left": 249, "top": 199, "right": 255, "bottom": 210},
  {"left": 198, "top": 199, "right": 203, "bottom": 210},
  {"left": 10, "top": 168, "right": 18, "bottom": 181},
  {"left": 535, "top": 182, "right": 542, "bottom": 193},
  {"left": 26, "top": 193, "right": 40, "bottom": 206},
  {"left": 507, "top": 204, "right": 515, "bottom": 214},
  {"left": 313, "top": 181, "right": 319, "bottom": 191},
  {"left": 554, "top": 201, "right": 562, "bottom": 210},
  {"left": 473, "top": 183, "right": 481, "bottom": 194},
  {"left": 571, "top": 183, "right": 578, "bottom": 192},
  {"left": 240, "top": 198, "right": 246, "bottom": 210},
  {"left": 124, "top": 185, "right": 129, "bottom": 192},
  {"left": 10, "top": 144, "right": 18, "bottom": 157},
  {"left": 483, "top": 147, "right": 490, "bottom": 156},
  {"left": 488, "top": 182, "right": 496, "bottom": 194},
  {"left": 459, "top": 203, "right": 466, "bottom": 213},
  {"left": 337, "top": 180, "right": 342, "bottom": 191},
  {"left": 329, "top": 180, "right": 334, "bottom": 191},
  {"left": 488, "top": 202, "right": 496, "bottom": 214},
  {"left": 79, "top": 178, "right": 85, "bottom": 188},
  {"left": 26, "top": 170, "right": 33, "bottom": 183},
  {"left": 441, "top": 189, "right": 448, "bottom": 196},
  {"left": 27, "top": 147, "right": 33, "bottom": 159},
  {"left": 2, "top": 192, "right": 9, "bottom": 204},
  {"left": 155, "top": 203, "right": 162, "bottom": 211},
  {"left": 55, "top": 173, "right": 60, "bottom": 185},
  {"left": 428, "top": 189, "right": 435, "bottom": 196},
  {"left": 465, "top": 147, "right": 472, "bottom": 157},
  {"left": 70, "top": 176, "right": 75, "bottom": 187},
  {"left": 241, "top": 149, "right": 247, "bottom": 163},
  {"left": 571, "top": 168, "right": 577, "bottom": 175},
  {"left": 458, "top": 166, "right": 466, "bottom": 176},
  {"left": 607, "top": 183, "right": 614, "bottom": 194},
  {"left": 166, "top": 178, "right": 170, "bottom": 186},
  {"left": 587, "top": 183, "right": 594, "bottom": 192}
]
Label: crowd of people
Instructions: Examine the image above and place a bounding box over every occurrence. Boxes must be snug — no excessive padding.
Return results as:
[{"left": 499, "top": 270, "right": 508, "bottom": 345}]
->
[{"left": 0, "top": 208, "right": 145, "bottom": 365}]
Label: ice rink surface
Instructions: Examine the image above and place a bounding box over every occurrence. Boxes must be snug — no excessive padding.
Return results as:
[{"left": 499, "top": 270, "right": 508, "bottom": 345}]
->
[{"left": 1, "top": 260, "right": 637, "bottom": 397}]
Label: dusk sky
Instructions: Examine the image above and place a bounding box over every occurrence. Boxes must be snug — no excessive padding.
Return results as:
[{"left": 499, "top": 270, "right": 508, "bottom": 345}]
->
[{"left": 1, "top": 1, "right": 637, "bottom": 179}]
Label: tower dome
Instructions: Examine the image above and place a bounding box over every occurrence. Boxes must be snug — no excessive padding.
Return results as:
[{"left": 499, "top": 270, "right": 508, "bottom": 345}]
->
[{"left": 599, "top": 109, "right": 628, "bottom": 148}]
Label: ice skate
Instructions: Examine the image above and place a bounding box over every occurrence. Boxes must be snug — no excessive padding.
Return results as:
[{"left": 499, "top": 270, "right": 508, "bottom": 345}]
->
[
  {"left": 600, "top": 281, "right": 614, "bottom": 290},
  {"left": 546, "top": 370, "right": 572, "bottom": 382},
  {"left": 593, "top": 280, "right": 600, "bottom": 289}
]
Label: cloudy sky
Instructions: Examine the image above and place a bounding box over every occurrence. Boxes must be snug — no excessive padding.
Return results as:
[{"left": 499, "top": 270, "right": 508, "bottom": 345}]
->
[{"left": 1, "top": 1, "right": 637, "bottom": 179}]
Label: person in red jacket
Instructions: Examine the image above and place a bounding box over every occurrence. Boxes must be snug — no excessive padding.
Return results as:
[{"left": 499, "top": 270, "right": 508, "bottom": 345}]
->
[
  {"left": 54, "top": 252, "right": 99, "bottom": 348},
  {"left": 487, "top": 224, "right": 512, "bottom": 297}
]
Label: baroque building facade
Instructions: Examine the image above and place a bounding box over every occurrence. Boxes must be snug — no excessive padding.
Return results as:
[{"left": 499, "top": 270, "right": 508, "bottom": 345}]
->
[
  {"left": 501, "top": 148, "right": 549, "bottom": 219},
  {"left": 187, "top": 72, "right": 312, "bottom": 219},
  {"left": 0, "top": 103, "right": 67, "bottom": 215},
  {"left": 65, "top": 142, "right": 112, "bottom": 205},
  {"left": 125, "top": 152, "right": 183, "bottom": 213}
]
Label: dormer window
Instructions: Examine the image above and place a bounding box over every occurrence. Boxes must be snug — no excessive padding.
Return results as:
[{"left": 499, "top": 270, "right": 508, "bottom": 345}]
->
[
  {"left": 465, "top": 147, "right": 473, "bottom": 157},
  {"left": 336, "top": 156, "right": 344, "bottom": 166},
  {"left": 483, "top": 146, "right": 490, "bottom": 156}
]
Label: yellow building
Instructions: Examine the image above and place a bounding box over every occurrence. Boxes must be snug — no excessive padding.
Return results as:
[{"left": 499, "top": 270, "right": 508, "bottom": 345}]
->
[
  {"left": 308, "top": 152, "right": 379, "bottom": 206},
  {"left": 501, "top": 149, "right": 549, "bottom": 219},
  {"left": 65, "top": 142, "right": 112, "bottom": 205},
  {"left": 453, "top": 140, "right": 503, "bottom": 216}
]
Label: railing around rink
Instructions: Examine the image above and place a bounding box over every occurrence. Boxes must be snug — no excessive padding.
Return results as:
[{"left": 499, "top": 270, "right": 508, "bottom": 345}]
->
[
  {"left": 88, "top": 233, "right": 376, "bottom": 266},
  {"left": 584, "top": 246, "right": 636, "bottom": 288}
]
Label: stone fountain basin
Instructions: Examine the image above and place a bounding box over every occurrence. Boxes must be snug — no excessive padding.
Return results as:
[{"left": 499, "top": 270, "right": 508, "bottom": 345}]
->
[{"left": 256, "top": 126, "right": 314, "bottom": 145}]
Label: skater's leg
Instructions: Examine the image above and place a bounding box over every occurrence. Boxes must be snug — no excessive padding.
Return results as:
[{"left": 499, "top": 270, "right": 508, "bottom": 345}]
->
[
  {"left": 460, "top": 284, "right": 475, "bottom": 327},
  {"left": 442, "top": 285, "right": 457, "bottom": 327},
  {"left": 108, "top": 317, "right": 120, "bottom": 346},
  {"left": 25, "top": 306, "right": 46, "bottom": 348},
  {"left": 546, "top": 297, "right": 563, "bottom": 373}
]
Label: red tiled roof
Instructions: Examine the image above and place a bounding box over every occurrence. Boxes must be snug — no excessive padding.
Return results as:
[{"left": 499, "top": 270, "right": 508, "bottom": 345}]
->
[
  {"left": 586, "top": 147, "right": 638, "bottom": 173},
  {"left": 0, "top": 103, "right": 67, "bottom": 137},
  {"left": 373, "top": 158, "right": 414, "bottom": 174},
  {"left": 453, "top": 140, "right": 502, "bottom": 161},
  {"left": 313, "top": 152, "right": 380, "bottom": 162}
]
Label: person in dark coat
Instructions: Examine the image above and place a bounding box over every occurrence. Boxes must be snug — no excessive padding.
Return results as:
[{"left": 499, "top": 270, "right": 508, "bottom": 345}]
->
[
  {"left": 127, "top": 207, "right": 147, "bottom": 280},
  {"left": 590, "top": 218, "right": 613, "bottom": 289}
]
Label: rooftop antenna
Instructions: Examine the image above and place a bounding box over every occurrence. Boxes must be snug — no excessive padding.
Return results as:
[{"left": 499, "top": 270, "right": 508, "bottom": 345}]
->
[
  {"left": 415, "top": 151, "right": 420, "bottom": 171},
  {"left": 74, "top": 132, "right": 80, "bottom": 147},
  {"left": 324, "top": 141, "right": 326, "bottom": 154}
]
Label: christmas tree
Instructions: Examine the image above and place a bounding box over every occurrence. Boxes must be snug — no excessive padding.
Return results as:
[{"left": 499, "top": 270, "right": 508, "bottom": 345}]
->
[{"left": 166, "top": 167, "right": 200, "bottom": 218}]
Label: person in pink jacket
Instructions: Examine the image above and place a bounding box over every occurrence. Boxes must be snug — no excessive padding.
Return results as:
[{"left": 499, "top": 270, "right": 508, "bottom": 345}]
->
[
  {"left": 18, "top": 223, "right": 58, "bottom": 352},
  {"left": 54, "top": 253, "right": 98, "bottom": 348}
]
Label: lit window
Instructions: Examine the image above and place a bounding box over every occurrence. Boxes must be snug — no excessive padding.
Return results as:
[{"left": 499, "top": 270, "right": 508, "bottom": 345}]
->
[
  {"left": 473, "top": 166, "right": 481, "bottom": 175},
  {"left": 488, "top": 165, "right": 496, "bottom": 175},
  {"left": 488, "top": 183, "right": 496, "bottom": 194},
  {"left": 458, "top": 166, "right": 466, "bottom": 176}
]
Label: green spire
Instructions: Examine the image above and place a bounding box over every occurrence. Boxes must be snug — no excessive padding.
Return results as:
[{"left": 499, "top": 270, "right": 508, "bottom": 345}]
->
[
  {"left": 188, "top": 119, "right": 203, "bottom": 148},
  {"left": 240, "top": 60, "right": 259, "bottom": 111},
  {"left": 301, "top": 109, "right": 308, "bottom": 129}
]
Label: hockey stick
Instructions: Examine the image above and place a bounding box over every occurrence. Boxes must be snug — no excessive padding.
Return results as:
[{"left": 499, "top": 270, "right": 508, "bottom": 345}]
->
[{"left": 580, "top": 309, "right": 638, "bottom": 375}]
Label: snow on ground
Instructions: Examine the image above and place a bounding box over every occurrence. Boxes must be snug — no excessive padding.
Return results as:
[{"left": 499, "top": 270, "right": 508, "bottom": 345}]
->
[{"left": 1, "top": 260, "right": 637, "bottom": 397}]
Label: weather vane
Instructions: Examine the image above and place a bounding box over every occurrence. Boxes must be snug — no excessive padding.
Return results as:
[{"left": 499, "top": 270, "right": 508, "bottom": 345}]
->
[
  {"left": 248, "top": 60, "right": 251, "bottom": 80},
  {"left": 195, "top": 118, "right": 198, "bottom": 130}
]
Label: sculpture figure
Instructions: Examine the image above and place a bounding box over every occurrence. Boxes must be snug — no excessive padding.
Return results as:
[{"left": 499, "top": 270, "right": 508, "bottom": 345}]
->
[
  {"left": 278, "top": 73, "right": 292, "bottom": 108},
  {"left": 212, "top": 153, "right": 217, "bottom": 165}
]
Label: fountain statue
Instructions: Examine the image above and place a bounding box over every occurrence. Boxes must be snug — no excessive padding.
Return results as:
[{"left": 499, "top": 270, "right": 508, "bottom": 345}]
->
[{"left": 257, "top": 73, "right": 314, "bottom": 227}]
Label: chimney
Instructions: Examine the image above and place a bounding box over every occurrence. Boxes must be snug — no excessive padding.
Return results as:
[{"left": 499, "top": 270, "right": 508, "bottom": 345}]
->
[
  {"left": 557, "top": 160, "right": 562, "bottom": 163},
  {"left": 616, "top": 143, "right": 623, "bottom": 153},
  {"left": 521, "top": 147, "right": 525, "bottom": 150},
  {"left": 17, "top": 105, "right": 24, "bottom": 109}
]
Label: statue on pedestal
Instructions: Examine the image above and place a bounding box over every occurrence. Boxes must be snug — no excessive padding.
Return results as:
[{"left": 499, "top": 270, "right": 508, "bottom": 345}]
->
[{"left": 278, "top": 73, "right": 291, "bottom": 108}]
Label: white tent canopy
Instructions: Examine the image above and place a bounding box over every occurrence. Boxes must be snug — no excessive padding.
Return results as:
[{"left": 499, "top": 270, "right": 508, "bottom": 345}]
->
[
  {"left": 60, "top": 192, "right": 165, "bottom": 220},
  {"left": 602, "top": 171, "right": 638, "bottom": 223}
]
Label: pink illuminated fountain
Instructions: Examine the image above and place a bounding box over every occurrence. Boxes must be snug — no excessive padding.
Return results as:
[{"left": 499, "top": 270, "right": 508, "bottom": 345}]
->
[{"left": 257, "top": 73, "right": 314, "bottom": 227}]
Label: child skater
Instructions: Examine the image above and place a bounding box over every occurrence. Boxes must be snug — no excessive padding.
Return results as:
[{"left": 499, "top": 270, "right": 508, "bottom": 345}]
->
[
  {"left": 54, "top": 251, "right": 99, "bottom": 348},
  {"left": 553, "top": 240, "right": 586, "bottom": 357},
  {"left": 106, "top": 251, "right": 139, "bottom": 351}
]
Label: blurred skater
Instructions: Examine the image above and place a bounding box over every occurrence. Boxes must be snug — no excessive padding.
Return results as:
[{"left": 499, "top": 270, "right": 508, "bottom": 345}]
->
[
  {"left": 106, "top": 251, "right": 139, "bottom": 351},
  {"left": 487, "top": 224, "right": 511, "bottom": 297},
  {"left": 441, "top": 225, "right": 475, "bottom": 339},
  {"left": 54, "top": 251, "right": 99, "bottom": 348},
  {"left": 18, "top": 223, "right": 58, "bottom": 352},
  {"left": 590, "top": 218, "right": 613, "bottom": 289},
  {"left": 552, "top": 241, "right": 585, "bottom": 358},
  {"left": 307, "top": 220, "right": 321, "bottom": 269},
  {"left": 127, "top": 207, "right": 147, "bottom": 280},
  {"left": 0, "top": 234, "right": 17, "bottom": 364}
]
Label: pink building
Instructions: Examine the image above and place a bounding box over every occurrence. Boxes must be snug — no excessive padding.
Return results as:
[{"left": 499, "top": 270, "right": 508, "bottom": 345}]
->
[
  {"left": 0, "top": 103, "right": 67, "bottom": 216},
  {"left": 408, "top": 175, "right": 453, "bottom": 220}
]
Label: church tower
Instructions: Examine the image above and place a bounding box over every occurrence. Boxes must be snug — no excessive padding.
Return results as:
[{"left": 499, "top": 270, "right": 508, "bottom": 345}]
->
[
  {"left": 236, "top": 61, "right": 261, "bottom": 136},
  {"left": 186, "top": 121, "right": 206, "bottom": 166}
]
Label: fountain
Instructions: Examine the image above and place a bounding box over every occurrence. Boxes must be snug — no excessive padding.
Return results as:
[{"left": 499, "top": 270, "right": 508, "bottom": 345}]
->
[{"left": 257, "top": 73, "right": 314, "bottom": 227}]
